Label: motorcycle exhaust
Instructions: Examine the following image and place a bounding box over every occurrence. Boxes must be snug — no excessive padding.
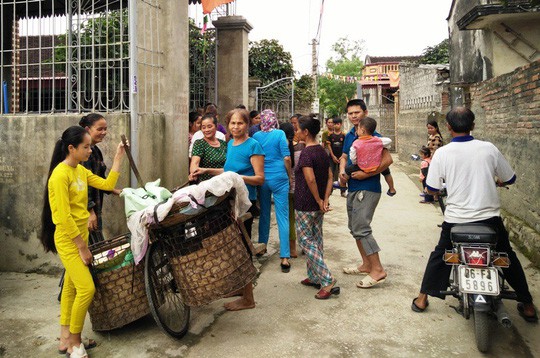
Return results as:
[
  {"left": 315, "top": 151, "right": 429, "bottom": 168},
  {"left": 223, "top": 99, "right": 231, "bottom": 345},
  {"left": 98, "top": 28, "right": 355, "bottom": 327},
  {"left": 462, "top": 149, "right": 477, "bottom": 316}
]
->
[{"left": 495, "top": 302, "right": 512, "bottom": 328}]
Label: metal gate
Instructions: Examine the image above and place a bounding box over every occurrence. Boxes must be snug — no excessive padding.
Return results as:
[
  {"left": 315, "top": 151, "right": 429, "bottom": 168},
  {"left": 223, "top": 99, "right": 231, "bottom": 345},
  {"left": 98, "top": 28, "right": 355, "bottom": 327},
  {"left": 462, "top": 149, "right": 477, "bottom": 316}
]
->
[
  {"left": 255, "top": 77, "right": 294, "bottom": 122},
  {"left": 189, "top": 25, "right": 216, "bottom": 111}
]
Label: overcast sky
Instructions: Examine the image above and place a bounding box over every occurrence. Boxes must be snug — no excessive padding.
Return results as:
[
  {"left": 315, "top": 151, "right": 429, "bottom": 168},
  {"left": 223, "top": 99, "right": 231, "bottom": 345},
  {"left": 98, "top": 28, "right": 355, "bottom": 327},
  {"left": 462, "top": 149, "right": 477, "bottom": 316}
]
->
[{"left": 192, "top": 0, "right": 452, "bottom": 75}]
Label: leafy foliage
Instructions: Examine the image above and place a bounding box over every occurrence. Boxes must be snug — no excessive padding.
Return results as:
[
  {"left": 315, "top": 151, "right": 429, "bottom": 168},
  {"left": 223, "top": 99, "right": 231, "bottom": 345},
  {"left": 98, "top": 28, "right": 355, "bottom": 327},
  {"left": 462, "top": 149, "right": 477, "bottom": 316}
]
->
[
  {"left": 319, "top": 37, "right": 364, "bottom": 117},
  {"left": 293, "top": 74, "right": 315, "bottom": 110},
  {"left": 419, "top": 38, "right": 449, "bottom": 65},
  {"left": 53, "top": 10, "right": 129, "bottom": 68},
  {"left": 189, "top": 19, "right": 216, "bottom": 109},
  {"left": 249, "top": 39, "right": 294, "bottom": 85},
  {"left": 51, "top": 10, "right": 129, "bottom": 109}
]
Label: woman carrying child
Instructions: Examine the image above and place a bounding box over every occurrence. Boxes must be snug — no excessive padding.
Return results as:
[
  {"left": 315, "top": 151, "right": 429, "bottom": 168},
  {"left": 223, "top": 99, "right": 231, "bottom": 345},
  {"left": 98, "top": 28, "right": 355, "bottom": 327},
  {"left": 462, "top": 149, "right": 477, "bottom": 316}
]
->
[
  {"left": 294, "top": 115, "right": 338, "bottom": 299},
  {"left": 41, "top": 126, "right": 126, "bottom": 358}
]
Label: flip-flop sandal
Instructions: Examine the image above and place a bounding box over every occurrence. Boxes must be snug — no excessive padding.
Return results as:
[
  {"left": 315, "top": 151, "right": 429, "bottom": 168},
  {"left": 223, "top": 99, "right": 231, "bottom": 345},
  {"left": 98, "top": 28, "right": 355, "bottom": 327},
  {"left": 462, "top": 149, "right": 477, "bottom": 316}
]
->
[
  {"left": 411, "top": 298, "right": 429, "bottom": 312},
  {"left": 342, "top": 266, "right": 369, "bottom": 275},
  {"left": 356, "top": 275, "right": 386, "bottom": 288},
  {"left": 300, "top": 278, "right": 321, "bottom": 289},
  {"left": 517, "top": 302, "right": 538, "bottom": 323},
  {"left": 281, "top": 262, "right": 291, "bottom": 273},
  {"left": 255, "top": 248, "right": 267, "bottom": 258},
  {"left": 59, "top": 338, "right": 96, "bottom": 355},
  {"left": 387, "top": 190, "right": 396, "bottom": 197}
]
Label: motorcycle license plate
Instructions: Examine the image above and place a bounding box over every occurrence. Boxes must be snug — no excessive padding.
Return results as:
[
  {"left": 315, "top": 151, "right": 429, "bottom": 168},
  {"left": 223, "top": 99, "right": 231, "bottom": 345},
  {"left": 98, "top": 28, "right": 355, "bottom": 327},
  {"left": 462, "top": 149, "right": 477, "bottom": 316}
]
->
[{"left": 458, "top": 266, "right": 499, "bottom": 295}]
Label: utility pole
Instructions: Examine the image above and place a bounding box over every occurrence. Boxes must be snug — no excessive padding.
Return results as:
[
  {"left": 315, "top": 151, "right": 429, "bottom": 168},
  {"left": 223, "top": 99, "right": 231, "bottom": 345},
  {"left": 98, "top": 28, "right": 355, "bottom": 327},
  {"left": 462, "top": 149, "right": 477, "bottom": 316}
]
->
[{"left": 310, "top": 38, "right": 319, "bottom": 114}]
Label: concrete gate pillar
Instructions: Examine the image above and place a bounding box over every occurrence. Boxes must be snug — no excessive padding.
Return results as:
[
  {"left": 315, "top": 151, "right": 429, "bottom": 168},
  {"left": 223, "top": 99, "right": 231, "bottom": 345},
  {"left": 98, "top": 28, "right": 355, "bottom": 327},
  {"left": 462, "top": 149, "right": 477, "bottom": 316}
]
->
[{"left": 213, "top": 16, "right": 253, "bottom": 116}]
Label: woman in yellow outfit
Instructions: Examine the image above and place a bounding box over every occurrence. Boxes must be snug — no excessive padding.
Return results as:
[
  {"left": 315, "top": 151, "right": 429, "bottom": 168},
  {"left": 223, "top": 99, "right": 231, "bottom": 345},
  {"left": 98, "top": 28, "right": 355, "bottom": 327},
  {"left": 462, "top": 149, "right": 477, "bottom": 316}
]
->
[{"left": 41, "top": 126, "right": 126, "bottom": 358}]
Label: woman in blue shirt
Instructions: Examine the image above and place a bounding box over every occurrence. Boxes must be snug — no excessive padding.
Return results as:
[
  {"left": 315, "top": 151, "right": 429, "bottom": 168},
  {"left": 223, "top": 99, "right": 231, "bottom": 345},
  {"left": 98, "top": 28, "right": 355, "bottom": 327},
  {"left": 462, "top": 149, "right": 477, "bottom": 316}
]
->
[
  {"left": 222, "top": 108, "right": 264, "bottom": 311},
  {"left": 253, "top": 110, "right": 292, "bottom": 273}
]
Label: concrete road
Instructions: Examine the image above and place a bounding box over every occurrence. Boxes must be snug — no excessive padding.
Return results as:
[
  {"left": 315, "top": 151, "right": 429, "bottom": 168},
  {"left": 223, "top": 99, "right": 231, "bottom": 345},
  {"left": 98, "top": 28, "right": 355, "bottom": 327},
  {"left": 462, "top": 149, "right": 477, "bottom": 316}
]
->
[{"left": 1, "top": 158, "right": 539, "bottom": 357}]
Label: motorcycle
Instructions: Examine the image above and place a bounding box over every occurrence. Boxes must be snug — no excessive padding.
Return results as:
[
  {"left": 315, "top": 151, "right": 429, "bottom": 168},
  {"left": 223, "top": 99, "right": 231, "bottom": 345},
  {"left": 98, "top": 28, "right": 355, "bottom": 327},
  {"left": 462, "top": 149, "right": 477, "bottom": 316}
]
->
[{"left": 440, "top": 223, "right": 517, "bottom": 352}]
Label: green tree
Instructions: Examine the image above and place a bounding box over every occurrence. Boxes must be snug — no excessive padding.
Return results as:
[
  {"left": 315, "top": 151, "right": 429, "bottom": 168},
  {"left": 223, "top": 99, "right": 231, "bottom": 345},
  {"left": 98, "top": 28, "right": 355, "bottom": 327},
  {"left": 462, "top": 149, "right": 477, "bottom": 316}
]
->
[
  {"left": 51, "top": 10, "right": 129, "bottom": 109},
  {"left": 294, "top": 74, "right": 315, "bottom": 110},
  {"left": 189, "top": 19, "right": 216, "bottom": 109},
  {"left": 53, "top": 10, "right": 129, "bottom": 68},
  {"left": 318, "top": 37, "right": 364, "bottom": 117},
  {"left": 249, "top": 39, "right": 294, "bottom": 85},
  {"left": 419, "top": 38, "right": 449, "bottom": 65}
]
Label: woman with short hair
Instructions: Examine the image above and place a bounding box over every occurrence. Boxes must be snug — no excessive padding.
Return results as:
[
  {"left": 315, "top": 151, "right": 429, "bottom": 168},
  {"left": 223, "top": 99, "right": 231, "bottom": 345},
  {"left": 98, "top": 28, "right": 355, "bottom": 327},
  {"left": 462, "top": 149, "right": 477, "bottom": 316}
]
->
[{"left": 222, "top": 108, "right": 265, "bottom": 311}]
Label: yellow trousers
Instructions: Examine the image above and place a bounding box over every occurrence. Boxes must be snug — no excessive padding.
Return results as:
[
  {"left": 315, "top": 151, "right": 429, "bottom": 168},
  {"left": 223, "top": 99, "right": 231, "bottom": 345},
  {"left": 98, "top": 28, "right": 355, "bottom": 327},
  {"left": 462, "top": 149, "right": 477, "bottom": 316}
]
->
[{"left": 56, "top": 225, "right": 95, "bottom": 334}]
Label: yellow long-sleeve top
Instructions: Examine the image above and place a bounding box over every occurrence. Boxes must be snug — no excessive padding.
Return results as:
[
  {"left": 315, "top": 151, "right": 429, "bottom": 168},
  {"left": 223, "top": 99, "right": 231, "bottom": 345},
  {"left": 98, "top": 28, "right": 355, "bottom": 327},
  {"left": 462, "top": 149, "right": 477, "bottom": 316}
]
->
[{"left": 48, "top": 162, "right": 119, "bottom": 240}]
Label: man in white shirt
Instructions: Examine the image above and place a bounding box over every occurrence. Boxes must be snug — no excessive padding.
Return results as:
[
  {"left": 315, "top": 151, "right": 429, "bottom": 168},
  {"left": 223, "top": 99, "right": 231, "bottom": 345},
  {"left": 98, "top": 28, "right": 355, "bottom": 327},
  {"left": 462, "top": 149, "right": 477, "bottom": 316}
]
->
[{"left": 411, "top": 107, "right": 537, "bottom": 322}]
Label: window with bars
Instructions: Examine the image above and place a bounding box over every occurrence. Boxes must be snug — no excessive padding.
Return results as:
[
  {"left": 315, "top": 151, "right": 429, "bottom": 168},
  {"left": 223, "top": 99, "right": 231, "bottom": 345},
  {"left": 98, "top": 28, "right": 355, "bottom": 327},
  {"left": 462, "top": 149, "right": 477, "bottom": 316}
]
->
[{"left": 0, "top": 0, "right": 130, "bottom": 114}]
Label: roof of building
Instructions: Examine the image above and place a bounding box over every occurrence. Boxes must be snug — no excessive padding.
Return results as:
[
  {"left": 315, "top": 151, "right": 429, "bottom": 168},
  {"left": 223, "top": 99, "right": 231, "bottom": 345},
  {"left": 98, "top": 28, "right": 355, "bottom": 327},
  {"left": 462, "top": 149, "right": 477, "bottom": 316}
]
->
[
  {"left": 365, "top": 55, "right": 422, "bottom": 65},
  {"left": 457, "top": 2, "right": 540, "bottom": 30}
]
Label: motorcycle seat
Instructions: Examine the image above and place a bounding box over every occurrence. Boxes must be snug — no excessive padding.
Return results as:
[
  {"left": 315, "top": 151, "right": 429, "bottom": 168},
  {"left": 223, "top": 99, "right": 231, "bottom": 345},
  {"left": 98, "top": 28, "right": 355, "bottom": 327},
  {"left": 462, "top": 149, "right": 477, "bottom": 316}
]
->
[{"left": 450, "top": 224, "right": 498, "bottom": 244}]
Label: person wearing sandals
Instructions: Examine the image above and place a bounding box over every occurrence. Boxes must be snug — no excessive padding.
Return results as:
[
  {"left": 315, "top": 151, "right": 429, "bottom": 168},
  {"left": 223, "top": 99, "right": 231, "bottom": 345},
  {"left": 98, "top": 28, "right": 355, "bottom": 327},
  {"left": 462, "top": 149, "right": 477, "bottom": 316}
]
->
[
  {"left": 189, "top": 113, "right": 228, "bottom": 183},
  {"left": 411, "top": 107, "right": 537, "bottom": 322},
  {"left": 339, "top": 99, "right": 392, "bottom": 288},
  {"left": 40, "top": 126, "right": 126, "bottom": 357},
  {"left": 222, "top": 108, "right": 265, "bottom": 311},
  {"left": 280, "top": 121, "right": 300, "bottom": 258},
  {"left": 294, "top": 115, "right": 338, "bottom": 299},
  {"left": 253, "top": 109, "right": 292, "bottom": 272}
]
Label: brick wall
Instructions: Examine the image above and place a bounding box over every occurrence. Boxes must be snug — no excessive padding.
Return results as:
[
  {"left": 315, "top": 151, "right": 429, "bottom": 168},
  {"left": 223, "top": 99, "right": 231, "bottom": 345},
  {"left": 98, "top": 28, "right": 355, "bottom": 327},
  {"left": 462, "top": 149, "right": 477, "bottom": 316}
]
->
[{"left": 470, "top": 60, "right": 540, "bottom": 265}]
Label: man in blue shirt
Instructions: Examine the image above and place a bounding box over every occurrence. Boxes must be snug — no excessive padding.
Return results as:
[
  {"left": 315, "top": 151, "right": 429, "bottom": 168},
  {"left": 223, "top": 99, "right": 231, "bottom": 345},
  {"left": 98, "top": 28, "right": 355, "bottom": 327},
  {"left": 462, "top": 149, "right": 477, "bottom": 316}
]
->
[{"left": 339, "top": 99, "right": 393, "bottom": 288}]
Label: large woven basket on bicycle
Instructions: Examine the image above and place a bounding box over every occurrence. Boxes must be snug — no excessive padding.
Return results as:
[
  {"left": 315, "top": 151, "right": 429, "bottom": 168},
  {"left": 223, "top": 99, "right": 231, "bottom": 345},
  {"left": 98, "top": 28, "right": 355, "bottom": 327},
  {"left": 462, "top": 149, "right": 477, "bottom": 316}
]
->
[
  {"left": 88, "top": 233, "right": 150, "bottom": 331},
  {"left": 148, "top": 189, "right": 256, "bottom": 308}
]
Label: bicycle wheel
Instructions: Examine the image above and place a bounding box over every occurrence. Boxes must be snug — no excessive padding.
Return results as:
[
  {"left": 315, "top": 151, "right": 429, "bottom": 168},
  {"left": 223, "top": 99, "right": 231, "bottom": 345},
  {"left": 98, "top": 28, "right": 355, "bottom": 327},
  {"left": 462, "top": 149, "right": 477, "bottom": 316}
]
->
[{"left": 144, "top": 240, "right": 190, "bottom": 339}]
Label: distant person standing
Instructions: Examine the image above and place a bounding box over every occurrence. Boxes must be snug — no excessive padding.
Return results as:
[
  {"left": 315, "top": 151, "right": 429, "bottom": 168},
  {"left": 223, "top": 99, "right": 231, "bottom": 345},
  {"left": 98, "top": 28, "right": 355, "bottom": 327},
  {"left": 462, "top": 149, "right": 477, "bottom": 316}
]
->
[
  {"left": 280, "top": 122, "right": 299, "bottom": 258},
  {"left": 290, "top": 113, "right": 303, "bottom": 143},
  {"left": 426, "top": 119, "right": 444, "bottom": 154},
  {"left": 253, "top": 109, "right": 292, "bottom": 273},
  {"left": 327, "top": 117, "right": 346, "bottom": 197},
  {"left": 321, "top": 117, "right": 334, "bottom": 150},
  {"left": 188, "top": 111, "right": 202, "bottom": 148},
  {"left": 248, "top": 110, "right": 261, "bottom": 137}
]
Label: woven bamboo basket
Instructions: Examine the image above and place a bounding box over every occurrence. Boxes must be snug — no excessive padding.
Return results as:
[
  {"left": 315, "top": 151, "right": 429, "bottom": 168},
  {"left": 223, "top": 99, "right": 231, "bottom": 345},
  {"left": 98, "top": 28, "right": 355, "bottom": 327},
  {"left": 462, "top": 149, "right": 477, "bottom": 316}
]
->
[
  {"left": 149, "top": 191, "right": 256, "bottom": 307},
  {"left": 88, "top": 233, "right": 150, "bottom": 331}
]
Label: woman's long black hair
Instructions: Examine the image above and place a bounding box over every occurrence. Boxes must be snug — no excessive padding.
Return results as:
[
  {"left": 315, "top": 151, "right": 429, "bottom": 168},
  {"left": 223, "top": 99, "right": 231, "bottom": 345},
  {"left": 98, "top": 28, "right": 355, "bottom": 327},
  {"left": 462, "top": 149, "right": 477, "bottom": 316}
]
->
[
  {"left": 279, "top": 122, "right": 295, "bottom": 168},
  {"left": 40, "top": 126, "right": 88, "bottom": 253}
]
